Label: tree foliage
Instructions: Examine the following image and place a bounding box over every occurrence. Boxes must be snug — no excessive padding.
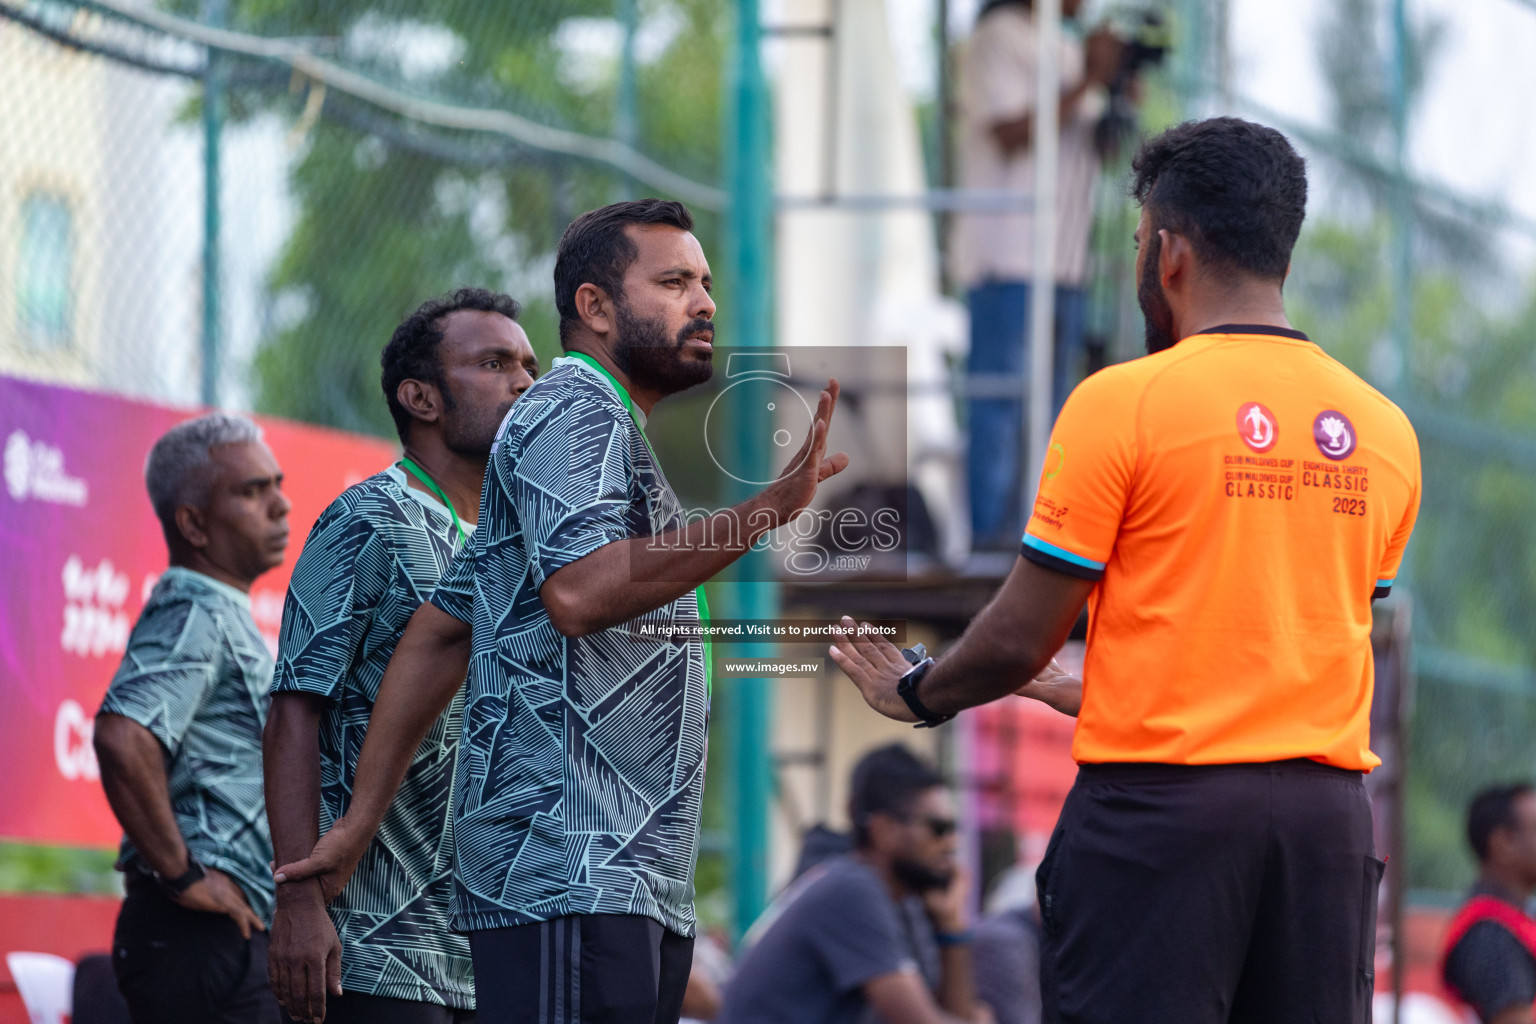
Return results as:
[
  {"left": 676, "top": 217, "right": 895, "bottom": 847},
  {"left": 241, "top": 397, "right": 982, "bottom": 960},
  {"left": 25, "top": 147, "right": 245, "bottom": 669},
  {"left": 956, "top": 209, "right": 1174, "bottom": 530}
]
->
[
  {"left": 234, "top": 0, "right": 727, "bottom": 436},
  {"left": 1293, "top": 0, "right": 1536, "bottom": 892}
]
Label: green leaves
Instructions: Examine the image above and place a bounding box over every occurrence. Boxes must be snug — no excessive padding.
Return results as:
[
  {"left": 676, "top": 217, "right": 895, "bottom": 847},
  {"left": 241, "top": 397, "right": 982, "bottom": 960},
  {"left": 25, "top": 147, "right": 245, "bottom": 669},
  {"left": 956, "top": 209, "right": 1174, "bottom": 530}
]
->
[{"left": 249, "top": 0, "right": 727, "bottom": 437}]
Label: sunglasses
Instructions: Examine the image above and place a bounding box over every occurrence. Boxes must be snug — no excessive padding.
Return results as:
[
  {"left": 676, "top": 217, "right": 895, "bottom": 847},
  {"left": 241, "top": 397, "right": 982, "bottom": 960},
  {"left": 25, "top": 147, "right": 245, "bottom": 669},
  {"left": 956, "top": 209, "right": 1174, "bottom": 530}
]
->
[{"left": 913, "top": 815, "right": 958, "bottom": 838}]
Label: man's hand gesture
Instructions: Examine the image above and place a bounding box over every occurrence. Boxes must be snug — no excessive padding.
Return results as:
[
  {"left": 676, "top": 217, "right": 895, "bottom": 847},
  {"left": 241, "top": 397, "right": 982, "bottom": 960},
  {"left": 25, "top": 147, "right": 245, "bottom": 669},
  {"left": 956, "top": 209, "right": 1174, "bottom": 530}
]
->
[
  {"left": 173, "top": 866, "right": 266, "bottom": 939},
  {"left": 760, "top": 380, "right": 850, "bottom": 526},
  {"left": 829, "top": 616, "right": 921, "bottom": 723},
  {"left": 1014, "top": 657, "right": 1082, "bottom": 717},
  {"left": 268, "top": 878, "right": 343, "bottom": 1023},
  {"left": 273, "top": 815, "right": 369, "bottom": 905}
]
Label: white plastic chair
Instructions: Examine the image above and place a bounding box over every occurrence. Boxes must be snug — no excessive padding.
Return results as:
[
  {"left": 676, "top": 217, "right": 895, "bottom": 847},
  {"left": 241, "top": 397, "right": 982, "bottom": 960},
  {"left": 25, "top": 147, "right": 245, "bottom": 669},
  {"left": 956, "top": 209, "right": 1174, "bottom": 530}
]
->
[
  {"left": 5, "top": 952, "right": 75, "bottom": 1024},
  {"left": 1372, "top": 990, "right": 1476, "bottom": 1024}
]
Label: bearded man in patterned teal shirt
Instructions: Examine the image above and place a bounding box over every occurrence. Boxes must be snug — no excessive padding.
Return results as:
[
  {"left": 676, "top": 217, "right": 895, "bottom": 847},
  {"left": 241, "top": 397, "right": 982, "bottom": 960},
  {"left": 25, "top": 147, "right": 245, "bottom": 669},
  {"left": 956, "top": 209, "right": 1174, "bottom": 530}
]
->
[
  {"left": 264, "top": 288, "right": 539, "bottom": 1024},
  {"left": 96, "top": 412, "right": 292, "bottom": 1024},
  {"left": 274, "top": 201, "right": 851, "bottom": 1024}
]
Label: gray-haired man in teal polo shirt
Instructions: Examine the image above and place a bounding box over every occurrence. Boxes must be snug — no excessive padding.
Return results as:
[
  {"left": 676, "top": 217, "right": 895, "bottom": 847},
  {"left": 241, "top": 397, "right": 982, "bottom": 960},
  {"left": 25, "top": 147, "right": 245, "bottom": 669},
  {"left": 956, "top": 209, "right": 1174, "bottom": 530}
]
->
[{"left": 96, "top": 412, "right": 291, "bottom": 1024}]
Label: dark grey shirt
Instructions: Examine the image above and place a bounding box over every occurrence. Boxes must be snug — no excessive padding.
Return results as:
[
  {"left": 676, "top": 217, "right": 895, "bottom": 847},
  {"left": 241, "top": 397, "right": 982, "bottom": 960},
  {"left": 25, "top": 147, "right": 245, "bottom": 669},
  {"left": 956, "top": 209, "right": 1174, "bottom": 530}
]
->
[
  {"left": 719, "top": 856, "right": 934, "bottom": 1024},
  {"left": 1444, "top": 882, "right": 1536, "bottom": 1023},
  {"left": 972, "top": 907, "right": 1043, "bottom": 1024}
]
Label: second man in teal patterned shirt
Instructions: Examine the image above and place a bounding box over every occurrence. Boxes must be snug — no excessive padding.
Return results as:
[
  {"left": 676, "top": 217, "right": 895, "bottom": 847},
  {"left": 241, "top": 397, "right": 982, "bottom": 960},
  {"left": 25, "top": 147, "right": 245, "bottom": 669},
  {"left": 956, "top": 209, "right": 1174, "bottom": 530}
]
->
[{"left": 265, "top": 289, "right": 539, "bottom": 1024}]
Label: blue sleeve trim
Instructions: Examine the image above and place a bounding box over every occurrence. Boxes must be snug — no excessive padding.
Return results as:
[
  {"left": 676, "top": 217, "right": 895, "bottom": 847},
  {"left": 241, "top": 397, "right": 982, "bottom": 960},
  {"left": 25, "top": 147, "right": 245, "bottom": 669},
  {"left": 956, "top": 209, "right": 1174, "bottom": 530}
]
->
[
  {"left": 1021, "top": 534, "right": 1105, "bottom": 582},
  {"left": 1376, "top": 577, "right": 1395, "bottom": 588},
  {"left": 1022, "top": 534, "right": 1106, "bottom": 572}
]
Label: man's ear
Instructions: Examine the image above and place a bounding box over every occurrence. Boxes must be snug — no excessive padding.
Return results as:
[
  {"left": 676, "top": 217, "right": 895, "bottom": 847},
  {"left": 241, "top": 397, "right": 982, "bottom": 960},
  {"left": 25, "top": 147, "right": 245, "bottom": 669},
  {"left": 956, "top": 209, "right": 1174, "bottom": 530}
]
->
[
  {"left": 1158, "top": 228, "right": 1192, "bottom": 290},
  {"left": 1489, "top": 825, "right": 1514, "bottom": 863},
  {"left": 397, "top": 379, "right": 443, "bottom": 427},
  {"left": 174, "top": 505, "right": 210, "bottom": 550},
  {"left": 574, "top": 282, "right": 615, "bottom": 338},
  {"left": 864, "top": 812, "right": 897, "bottom": 852}
]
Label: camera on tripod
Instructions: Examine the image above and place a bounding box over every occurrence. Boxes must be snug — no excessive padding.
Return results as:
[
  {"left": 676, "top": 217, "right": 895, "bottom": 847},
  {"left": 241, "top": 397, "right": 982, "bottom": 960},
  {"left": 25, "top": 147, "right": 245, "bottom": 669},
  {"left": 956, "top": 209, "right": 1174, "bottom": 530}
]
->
[{"left": 1095, "top": 8, "right": 1172, "bottom": 160}]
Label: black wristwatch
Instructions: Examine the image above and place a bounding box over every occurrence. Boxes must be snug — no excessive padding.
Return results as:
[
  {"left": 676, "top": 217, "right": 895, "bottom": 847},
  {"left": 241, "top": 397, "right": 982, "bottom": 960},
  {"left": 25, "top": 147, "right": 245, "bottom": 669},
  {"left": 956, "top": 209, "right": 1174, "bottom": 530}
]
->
[
  {"left": 896, "top": 643, "right": 955, "bottom": 729},
  {"left": 154, "top": 856, "right": 205, "bottom": 896}
]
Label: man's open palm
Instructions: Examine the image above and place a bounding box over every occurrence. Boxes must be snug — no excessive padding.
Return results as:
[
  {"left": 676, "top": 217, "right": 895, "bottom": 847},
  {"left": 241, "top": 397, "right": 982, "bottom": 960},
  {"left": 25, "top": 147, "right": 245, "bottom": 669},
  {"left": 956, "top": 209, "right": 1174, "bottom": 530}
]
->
[{"left": 763, "top": 379, "right": 849, "bottom": 521}]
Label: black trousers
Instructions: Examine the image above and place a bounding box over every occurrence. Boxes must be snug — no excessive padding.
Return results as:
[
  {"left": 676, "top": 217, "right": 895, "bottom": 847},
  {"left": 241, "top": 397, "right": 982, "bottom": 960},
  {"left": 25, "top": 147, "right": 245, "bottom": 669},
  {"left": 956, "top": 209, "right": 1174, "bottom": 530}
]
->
[
  {"left": 112, "top": 875, "right": 281, "bottom": 1024},
  {"left": 468, "top": 915, "right": 693, "bottom": 1024},
  {"left": 282, "top": 991, "right": 476, "bottom": 1024},
  {"left": 1038, "top": 759, "right": 1382, "bottom": 1024}
]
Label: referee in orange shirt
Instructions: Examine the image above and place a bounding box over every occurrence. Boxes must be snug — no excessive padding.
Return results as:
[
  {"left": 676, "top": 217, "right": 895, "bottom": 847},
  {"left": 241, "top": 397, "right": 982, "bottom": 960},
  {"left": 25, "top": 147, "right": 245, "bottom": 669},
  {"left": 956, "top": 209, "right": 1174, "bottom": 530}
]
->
[{"left": 833, "top": 117, "right": 1421, "bottom": 1024}]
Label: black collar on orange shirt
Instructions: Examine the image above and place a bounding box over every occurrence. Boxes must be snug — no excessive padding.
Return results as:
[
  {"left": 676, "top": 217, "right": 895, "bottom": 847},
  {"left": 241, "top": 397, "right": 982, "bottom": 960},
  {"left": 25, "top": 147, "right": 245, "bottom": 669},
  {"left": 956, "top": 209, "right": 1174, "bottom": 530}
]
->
[{"left": 1195, "top": 323, "right": 1311, "bottom": 342}]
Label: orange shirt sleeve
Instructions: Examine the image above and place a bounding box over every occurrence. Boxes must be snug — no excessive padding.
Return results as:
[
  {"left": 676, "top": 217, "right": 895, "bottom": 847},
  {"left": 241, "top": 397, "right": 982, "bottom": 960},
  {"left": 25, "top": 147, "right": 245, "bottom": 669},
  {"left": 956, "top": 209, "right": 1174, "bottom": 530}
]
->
[
  {"left": 1374, "top": 427, "right": 1422, "bottom": 598},
  {"left": 1021, "top": 369, "right": 1137, "bottom": 579}
]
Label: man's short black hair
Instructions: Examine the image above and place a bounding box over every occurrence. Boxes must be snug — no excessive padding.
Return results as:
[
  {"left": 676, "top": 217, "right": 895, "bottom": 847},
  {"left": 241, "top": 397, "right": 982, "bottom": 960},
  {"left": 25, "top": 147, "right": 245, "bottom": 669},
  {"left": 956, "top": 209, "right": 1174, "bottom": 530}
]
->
[
  {"left": 1468, "top": 783, "right": 1535, "bottom": 862},
  {"left": 553, "top": 199, "right": 694, "bottom": 350},
  {"left": 380, "top": 287, "right": 521, "bottom": 443},
  {"left": 849, "top": 743, "right": 945, "bottom": 849},
  {"left": 1131, "top": 117, "right": 1308, "bottom": 280}
]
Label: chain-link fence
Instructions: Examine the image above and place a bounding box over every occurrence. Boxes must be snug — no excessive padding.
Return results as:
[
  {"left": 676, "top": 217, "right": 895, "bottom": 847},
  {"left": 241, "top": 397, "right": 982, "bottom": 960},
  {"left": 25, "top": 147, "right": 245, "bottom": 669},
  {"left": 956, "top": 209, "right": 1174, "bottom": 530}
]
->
[
  {"left": 0, "top": 0, "right": 729, "bottom": 425},
  {"left": 1150, "top": 0, "right": 1536, "bottom": 898},
  {"left": 4, "top": 0, "right": 1535, "bottom": 920},
  {"left": 937, "top": 0, "right": 1536, "bottom": 901},
  {"left": 0, "top": 0, "right": 746, "bottom": 919}
]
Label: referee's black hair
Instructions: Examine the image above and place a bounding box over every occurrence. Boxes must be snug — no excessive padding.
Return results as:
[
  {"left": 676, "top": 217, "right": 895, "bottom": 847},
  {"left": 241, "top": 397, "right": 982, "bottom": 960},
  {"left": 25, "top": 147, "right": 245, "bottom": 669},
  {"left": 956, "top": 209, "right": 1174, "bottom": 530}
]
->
[
  {"left": 1468, "top": 782, "right": 1535, "bottom": 863},
  {"left": 1131, "top": 117, "right": 1308, "bottom": 281},
  {"left": 554, "top": 199, "right": 694, "bottom": 351},
  {"left": 380, "top": 288, "right": 522, "bottom": 444},
  {"left": 849, "top": 743, "right": 946, "bottom": 849}
]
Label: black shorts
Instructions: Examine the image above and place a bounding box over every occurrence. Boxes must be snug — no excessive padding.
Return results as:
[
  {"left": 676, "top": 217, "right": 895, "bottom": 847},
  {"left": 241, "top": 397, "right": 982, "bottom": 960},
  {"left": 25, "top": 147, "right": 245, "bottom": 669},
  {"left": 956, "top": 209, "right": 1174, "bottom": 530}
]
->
[
  {"left": 469, "top": 915, "right": 693, "bottom": 1024},
  {"left": 1037, "top": 759, "right": 1382, "bottom": 1024},
  {"left": 112, "top": 874, "right": 280, "bottom": 1024},
  {"left": 282, "top": 991, "right": 475, "bottom": 1024}
]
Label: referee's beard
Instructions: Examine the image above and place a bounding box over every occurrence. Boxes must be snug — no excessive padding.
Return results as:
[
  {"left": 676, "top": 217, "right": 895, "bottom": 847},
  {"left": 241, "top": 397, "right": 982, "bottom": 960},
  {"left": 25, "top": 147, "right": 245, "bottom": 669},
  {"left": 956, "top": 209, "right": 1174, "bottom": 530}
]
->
[{"left": 1139, "top": 231, "right": 1178, "bottom": 355}]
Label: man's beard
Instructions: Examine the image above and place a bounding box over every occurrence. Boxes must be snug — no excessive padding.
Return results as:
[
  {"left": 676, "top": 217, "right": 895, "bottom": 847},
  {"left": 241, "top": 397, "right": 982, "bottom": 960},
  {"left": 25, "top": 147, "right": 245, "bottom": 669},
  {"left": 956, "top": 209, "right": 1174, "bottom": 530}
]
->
[
  {"left": 612, "top": 301, "right": 715, "bottom": 395},
  {"left": 892, "top": 856, "right": 954, "bottom": 893},
  {"left": 1139, "top": 230, "right": 1178, "bottom": 354},
  {"left": 440, "top": 384, "right": 512, "bottom": 459}
]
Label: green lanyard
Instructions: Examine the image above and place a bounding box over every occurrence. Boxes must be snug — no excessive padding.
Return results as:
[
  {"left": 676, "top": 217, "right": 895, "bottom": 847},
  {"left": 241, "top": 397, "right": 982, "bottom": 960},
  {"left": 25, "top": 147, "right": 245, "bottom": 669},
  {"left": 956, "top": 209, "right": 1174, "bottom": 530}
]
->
[
  {"left": 568, "top": 352, "right": 713, "bottom": 698},
  {"left": 399, "top": 457, "right": 469, "bottom": 548}
]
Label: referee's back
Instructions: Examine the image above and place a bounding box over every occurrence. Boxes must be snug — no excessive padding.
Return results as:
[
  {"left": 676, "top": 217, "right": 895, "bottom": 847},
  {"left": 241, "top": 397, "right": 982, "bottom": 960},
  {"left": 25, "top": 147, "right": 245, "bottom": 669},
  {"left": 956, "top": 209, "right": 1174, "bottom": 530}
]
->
[{"left": 1021, "top": 322, "right": 1421, "bottom": 771}]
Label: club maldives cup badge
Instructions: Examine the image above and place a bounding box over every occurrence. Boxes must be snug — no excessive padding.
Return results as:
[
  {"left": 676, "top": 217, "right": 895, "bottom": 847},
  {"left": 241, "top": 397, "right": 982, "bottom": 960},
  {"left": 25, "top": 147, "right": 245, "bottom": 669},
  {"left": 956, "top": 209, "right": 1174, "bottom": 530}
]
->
[
  {"left": 1312, "top": 410, "right": 1358, "bottom": 461},
  {"left": 1236, "top": 401, "right": 1278, "bottom": 453}
]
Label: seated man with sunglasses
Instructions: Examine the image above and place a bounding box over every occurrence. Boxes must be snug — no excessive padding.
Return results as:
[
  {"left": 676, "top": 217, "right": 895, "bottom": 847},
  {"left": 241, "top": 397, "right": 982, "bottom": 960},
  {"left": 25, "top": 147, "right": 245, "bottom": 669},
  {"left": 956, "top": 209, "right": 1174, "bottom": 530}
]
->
[{"left": 719, "top": 744, "right": 989, "bottom": 1024}]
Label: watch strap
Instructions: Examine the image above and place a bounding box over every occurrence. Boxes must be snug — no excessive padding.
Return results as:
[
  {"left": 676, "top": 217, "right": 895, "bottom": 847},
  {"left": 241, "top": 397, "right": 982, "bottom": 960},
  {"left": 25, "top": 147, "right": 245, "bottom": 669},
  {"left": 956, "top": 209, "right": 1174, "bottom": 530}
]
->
[
  {"left": 155, "top": 857, "right": 205, "bottom": 895},
  {"left": 897, "top": 657, "right": 955, "bottom": 728}
]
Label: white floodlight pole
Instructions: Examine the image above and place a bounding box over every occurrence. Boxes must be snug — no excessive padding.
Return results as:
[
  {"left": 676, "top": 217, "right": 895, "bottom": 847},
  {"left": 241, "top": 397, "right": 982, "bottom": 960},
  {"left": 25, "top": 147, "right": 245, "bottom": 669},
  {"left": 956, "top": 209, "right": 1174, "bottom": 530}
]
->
[{"left": 1026, "top": 0, "right": 1060, "bottom": 516}]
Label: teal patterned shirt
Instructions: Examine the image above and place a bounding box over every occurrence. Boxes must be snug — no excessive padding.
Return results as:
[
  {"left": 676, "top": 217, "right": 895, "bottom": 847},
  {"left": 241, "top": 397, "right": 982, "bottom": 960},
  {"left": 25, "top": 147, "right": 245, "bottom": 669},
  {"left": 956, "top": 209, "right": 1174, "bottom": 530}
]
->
[
  {"left": 429, "top": 357, "right": 709, "bottom": 936},
  {"left": 271, "top": 466, "right": 473, "bottom": 1008},
  {"left": 100, "top": 567, "right": 276, "bottom": 921}
]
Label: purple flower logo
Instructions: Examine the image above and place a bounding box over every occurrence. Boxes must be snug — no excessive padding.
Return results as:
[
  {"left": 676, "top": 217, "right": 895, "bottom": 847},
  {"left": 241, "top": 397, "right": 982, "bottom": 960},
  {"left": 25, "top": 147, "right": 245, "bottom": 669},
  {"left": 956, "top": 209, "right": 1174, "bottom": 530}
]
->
[{"left": 1313, "top": 410, "right": 1357, "bottom": 461}]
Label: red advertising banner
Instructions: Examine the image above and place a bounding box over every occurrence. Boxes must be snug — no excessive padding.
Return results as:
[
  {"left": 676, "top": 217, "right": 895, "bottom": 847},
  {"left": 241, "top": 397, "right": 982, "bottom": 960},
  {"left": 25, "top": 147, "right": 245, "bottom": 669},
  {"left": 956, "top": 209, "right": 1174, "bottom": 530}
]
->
[
  {"left": 961, "top": 642, "right": 1083, "bottom": 868},
  {"left": 0, "top": 375, "right": 398, "bottom": 847}
]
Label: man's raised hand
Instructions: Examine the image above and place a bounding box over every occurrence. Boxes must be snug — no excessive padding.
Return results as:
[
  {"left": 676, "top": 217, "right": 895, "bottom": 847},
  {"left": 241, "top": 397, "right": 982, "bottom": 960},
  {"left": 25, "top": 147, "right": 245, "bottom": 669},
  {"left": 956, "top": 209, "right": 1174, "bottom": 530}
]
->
[{"left": 761, "top": 379, "right": 849, "bottom": 524}]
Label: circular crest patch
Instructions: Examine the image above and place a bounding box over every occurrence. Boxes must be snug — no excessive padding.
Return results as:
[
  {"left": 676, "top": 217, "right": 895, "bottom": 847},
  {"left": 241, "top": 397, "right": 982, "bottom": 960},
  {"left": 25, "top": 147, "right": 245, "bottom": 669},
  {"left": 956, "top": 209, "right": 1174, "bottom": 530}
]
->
[
  {"left": 1313, "top": 410, "right": 1357, "bottom": 461},
  {"left": 1236, "top": 402, "right": 1278, "bottom": 453}
]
